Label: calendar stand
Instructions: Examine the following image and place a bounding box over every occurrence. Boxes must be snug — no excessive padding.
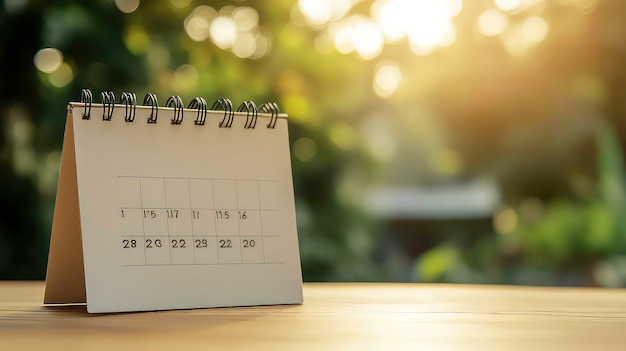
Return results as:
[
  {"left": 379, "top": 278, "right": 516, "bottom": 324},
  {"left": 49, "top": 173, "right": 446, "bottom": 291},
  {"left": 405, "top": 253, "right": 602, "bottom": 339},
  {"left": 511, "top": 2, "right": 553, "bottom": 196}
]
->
[
  {"left": 44, "top": 90, "right": 303, "bottom": 313},
  {"left": 45, "top": 115, "right": 86, "bottom": 304}
]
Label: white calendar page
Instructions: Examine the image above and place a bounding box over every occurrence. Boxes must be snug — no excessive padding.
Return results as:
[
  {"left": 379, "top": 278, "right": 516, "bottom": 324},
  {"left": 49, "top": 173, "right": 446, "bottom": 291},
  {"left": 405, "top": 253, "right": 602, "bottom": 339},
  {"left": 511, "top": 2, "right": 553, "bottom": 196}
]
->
[{"left": 69, "top": 104, "right": 302, "bottom": 313}]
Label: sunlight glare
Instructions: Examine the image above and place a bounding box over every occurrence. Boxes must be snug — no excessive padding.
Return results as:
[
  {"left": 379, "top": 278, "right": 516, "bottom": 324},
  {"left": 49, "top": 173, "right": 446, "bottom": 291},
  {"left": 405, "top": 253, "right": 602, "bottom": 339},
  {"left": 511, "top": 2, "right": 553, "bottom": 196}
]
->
[
  {"left": 501, "top": 25, "right": 531, "bottom": 55},
  {"left": 438, "top": 24, "right": 457, "bottom": 47},
  {"left": 373, "top": 63, "right": 402, "bottom": 98},
  {"left": 209, "top": 16, "right": 238, "bottom": 49},
  {"left": 522, "top": 16, "right": 548, "bottom": 43},
  {"left": 352, "top": 18, "right": 384, "bottom": 60},
  {"left": 477, "top": 9, "right": 509, "bottom": 37},
  {"left": 372, "top": 0, "right": 406, "bottom": 43},
  {"left": 332, "top": 23, "right": 355, "bottom": 54},
  {"left": 571, "top": 0, "right": 599, "bottom": 14},
  {"left": 405, "top": 0, "right": 454, "bottom": 51},
  {"left": 494, "top": 0, "right": 522, "bottom": 12},
  {"left": 324, "top": 0, "right": 462, "bottom": 57},
  {"left": 298, "top": 0, "right": 353, "bottom": 26},
  {"left": 409, "top": 42, "right": 434, "bottom": 56},
  {"left": 449, "top": 0, "right": 463, "bottom": 16}
]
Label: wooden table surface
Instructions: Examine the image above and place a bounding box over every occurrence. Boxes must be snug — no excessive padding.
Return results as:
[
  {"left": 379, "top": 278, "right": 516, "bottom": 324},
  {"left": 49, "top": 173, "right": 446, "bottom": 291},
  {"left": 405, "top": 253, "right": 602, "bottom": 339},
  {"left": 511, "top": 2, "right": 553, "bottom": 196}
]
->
[{"left": 1, "top": 282, "right": 625, "bottom": 350}]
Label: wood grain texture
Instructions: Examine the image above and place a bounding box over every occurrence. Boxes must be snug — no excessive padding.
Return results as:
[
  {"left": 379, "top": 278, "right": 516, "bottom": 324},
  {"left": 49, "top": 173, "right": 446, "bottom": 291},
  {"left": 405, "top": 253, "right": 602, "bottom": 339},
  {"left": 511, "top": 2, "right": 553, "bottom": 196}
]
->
[{"left": 1, "top": 282, "right": 625, "bottom": 350}]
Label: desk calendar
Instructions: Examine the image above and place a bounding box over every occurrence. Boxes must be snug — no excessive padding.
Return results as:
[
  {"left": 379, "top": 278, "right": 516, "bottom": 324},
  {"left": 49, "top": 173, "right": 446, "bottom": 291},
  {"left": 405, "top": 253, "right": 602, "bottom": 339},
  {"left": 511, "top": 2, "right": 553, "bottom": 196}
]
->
[{"left": 44, "top": 90, "right": 303, "bottom": 313}]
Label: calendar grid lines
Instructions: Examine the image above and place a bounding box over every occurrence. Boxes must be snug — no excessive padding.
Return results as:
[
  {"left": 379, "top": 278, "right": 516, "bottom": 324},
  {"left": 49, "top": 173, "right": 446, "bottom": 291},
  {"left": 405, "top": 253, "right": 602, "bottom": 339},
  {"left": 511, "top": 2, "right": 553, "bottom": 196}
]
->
[
  {"left": 235, "top": 181, "right": 243, "bottom": 262},
  {"left": 119, "top": 176, "right": 284, "bottom": 267},
  {"left": 258, "top": 180, "right": 266, "bottom": 264},
  {"left": 187, "top": 178, "right": 197, "bottom": 265},
  {"left": 120, "top": 234, "right": 284, "bottom": 238},
  {"left": 123, "top": 262, "right": 286, "bottom": 267},
  {"left": 118, "top": 207, "right": 280, "bottom": 211},
  {"left": 162, "top": 179, "right": 173, "bottom": 265},
  {"left": 138, "top": 178, "right": 147, "bottom": 266},
  {"left": 119, "top": 175, "right": 279, "bottom": 182},
  {"left": 210, "top": 179, "right": 221, "bottom": 264}
]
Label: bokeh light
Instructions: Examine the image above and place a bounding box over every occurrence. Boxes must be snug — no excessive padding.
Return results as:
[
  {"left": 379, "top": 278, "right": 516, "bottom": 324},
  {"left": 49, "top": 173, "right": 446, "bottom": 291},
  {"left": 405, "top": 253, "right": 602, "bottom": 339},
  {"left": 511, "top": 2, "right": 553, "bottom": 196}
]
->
[
  {"left": 115, "top": 0, "right": 140, "bottom": 14},
  {"left": 493, "top": 207, "right": 518, "bottom": 235},
  {"left": 439, "top": 24, "right": 457, "bottom": 47},
  {"left": 210, "top": 16, "right": 237, "bottom": 49},
  {"left": 331, "top": 23, "right": 355, "bottom": 54},
  {"left": 293, "top": 137, "right": 318, "bottom": 162},
  {"left": 48, "top": 62, "right": 73, "bottom": 88},
  {"left": 522, "top": 16, "right": 549, "bottom": 43},
  {"left": 185, "top": 17, "right": 210, "bottom": 41},
  {"left": 301, "top": 0, "right": 461, "bottom": 59},
  {"left": 4, "top": 0, "right": 28, "bottom": 13},
  {"left": 232, "top": 32, "right": 257, "bottom": 59},
  {"left": 125, "top": 26, "right": 150, "bottom": 54},
  {"left": 185, "top": 5, "right": 268, "bottom": 59},
  {"left": 298, "top": 0, "right": 353, "bottom": 27},
  {"left": 371, "top": 0, "right": 405, "bottom": 43},
  {"left": 571, "top": 0, "right": 599, "bottom": 14},
  {"left": 352, "top": 18, "right": 384, "bottom": 60},
  {"left": 329, "top": 123, "right": 356, "bottom": 150},
  {"left": 501, "top": 25, "right": 530, "bottom": 55},
  {"left": 170, "top": 0, "right": 191, "bottom": 9},
  {"left": 405, "top": 0, "right": 455, "bottom": 51},
  {"left": 494, "top": 0, "right": 522, "bottom": 12},
  {"left": 373, "top": 63, "right": 402, "bottom": 98},
  {"left": 250, "top": 33, "right": 270, "bottom": 59},
  {"left": 477, "top": 9, "right": 509, "bottom": 37},
  {"left": 232, "top": 6, "right": 259, "bottom": 32},
  {"left": 7, "top": 0, "right": 626, "bottom": 289},
  {"left": 33, "top": 48, "right": 63, "bottom": 73}
]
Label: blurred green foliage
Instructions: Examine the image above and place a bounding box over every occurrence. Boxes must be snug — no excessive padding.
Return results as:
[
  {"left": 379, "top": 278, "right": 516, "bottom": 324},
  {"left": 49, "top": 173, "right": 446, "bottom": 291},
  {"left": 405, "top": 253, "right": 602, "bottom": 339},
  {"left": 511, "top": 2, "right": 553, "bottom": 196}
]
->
[
  {"left": 1, "top": 0, "right": 626, "bottom": 286},
  {"left": 0, "top": 0, "right": 387, "bottom": 281},
  {"left": 416, "top": 120, "right": 626, "bottom": 286}
]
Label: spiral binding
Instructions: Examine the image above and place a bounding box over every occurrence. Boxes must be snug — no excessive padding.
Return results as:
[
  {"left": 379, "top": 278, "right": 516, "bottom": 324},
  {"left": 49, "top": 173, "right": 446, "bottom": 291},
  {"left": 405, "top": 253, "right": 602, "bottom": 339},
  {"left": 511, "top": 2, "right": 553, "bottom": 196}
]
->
[
  {"left": 212, "top": 98, "right": 234, "bottom": 128},
  {"left": 237, "top": 101, "right": 258, "bottom": 129},
  {"left": 81, "top": 89, "right": 92, "bottom": 120},
  {"left": 188, "top": 97, "right": 208, "bottom": 125},
  {"left": 101, "top": 91, "right": 115, "bottom": 121},
  {"left": 120, "top": 92, "right": 137, "bottom": 122},
  {"left": 77, "top": 89, "right": 281, "bottom": 129},
  {"left": 259, "top": 102, "right": 280, "bottom": 129},
  {"left": 143, "top": 93, "right": 159, "bottom": 124},
  {"left": 165, "top": 95, "right": 184, "bottom": 125}
]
